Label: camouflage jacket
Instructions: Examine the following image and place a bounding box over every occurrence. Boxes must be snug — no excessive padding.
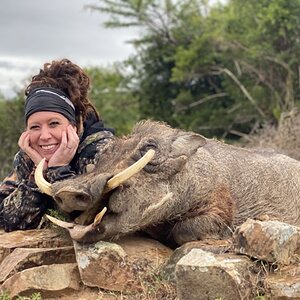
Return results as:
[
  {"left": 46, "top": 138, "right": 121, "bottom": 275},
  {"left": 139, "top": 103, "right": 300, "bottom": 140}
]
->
[{"left": 0, "top": 115, "right": 114, "bottom": 232}]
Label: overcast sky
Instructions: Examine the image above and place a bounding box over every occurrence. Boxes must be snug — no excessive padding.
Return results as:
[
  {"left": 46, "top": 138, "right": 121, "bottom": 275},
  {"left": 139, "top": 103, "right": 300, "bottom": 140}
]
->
[{"left": 0, "top": 0, "right": 137, "bottom": 98}]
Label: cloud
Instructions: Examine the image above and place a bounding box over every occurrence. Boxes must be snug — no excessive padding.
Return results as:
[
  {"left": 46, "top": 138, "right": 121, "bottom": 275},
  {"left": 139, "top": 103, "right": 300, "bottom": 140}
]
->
[{"left": 0, "top": 0, "right": 137, "bottom": 98}]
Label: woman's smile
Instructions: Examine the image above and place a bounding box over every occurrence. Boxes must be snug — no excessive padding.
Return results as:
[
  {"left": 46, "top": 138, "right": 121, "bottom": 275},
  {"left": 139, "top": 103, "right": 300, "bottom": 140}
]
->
[{"left": 39, "top": 143, "right": 59, "bottom": 151}]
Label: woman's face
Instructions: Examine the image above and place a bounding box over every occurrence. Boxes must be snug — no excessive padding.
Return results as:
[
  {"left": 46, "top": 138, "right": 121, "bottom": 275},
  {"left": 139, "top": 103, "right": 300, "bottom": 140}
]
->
[{"left": 27, "top": 111, "right": 75, "bottom": 161}]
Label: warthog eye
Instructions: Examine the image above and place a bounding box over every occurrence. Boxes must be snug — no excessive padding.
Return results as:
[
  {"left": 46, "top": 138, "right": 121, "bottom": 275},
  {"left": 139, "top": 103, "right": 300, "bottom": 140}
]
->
[
  {"left": 139, "top": 140, "right": 158, "bottom": 157},
  {"left": 130, "top": 139, "right": 159, "bottom": 172},
  {"left": 139, "top": 144, "right": 157, "bottom": 161},
  {"left": 129, "top": 140, "right": 159, "bottom": 173}
]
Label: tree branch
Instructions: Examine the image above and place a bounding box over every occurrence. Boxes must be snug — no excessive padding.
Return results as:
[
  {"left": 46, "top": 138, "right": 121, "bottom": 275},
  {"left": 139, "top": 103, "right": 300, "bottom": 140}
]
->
[
  {"left": 176, "top": 92, "right": 227, "bottom": 112},
  {"left": 213, "top": 67, "right": 266, "bottom": 118}
]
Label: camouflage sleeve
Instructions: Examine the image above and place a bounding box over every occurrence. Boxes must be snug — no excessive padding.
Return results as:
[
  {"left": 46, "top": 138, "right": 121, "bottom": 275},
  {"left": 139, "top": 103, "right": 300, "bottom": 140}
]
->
[
  {"left": 73, "top": 130, "right": 115, "bottom": 175},
  {"left": 46, "top": 165, "right": 76, "bottom": 183},
  {"left": 0, "top": 151, "right": 52, "bottom": 232}
]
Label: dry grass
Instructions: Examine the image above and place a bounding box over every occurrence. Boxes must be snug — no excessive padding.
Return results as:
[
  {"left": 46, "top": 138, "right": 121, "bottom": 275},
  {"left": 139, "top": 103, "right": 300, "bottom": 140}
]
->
[
  {"left": 44, "top": 270, "right": 177, "bottom": 300},
  {"left": 242, "top": 108, "right": 300, "bottom": 161}
]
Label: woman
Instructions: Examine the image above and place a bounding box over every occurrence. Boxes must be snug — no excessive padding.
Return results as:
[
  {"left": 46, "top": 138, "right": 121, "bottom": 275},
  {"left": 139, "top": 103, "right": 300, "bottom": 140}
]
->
[{"left": 0, "top": 59, "right": 114, "bottom": 232}]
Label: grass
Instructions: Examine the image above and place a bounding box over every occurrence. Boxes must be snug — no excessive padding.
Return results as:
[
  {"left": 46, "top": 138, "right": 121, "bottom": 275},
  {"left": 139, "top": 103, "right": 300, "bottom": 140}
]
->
[{"left": 0, "top": 292, "right": 42, "bottom": 300}]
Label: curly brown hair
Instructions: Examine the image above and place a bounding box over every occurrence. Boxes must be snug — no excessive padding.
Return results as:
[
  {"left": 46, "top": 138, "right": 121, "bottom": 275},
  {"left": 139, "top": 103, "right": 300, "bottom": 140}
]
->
[{"left": 25, "top": 59, "right": 100, "bottom": 127}]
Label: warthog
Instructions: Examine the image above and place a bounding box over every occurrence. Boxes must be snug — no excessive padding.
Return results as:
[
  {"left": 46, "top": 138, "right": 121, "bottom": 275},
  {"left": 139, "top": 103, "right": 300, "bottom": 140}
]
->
[{"left": 36, "top": 120, "right": 300, "bottom": 245}]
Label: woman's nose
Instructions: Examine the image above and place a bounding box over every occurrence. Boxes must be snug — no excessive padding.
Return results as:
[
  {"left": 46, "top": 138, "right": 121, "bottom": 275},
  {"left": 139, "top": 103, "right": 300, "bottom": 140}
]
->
[{"left": 40, "top": 127, "right": 52, "bottom": 140}]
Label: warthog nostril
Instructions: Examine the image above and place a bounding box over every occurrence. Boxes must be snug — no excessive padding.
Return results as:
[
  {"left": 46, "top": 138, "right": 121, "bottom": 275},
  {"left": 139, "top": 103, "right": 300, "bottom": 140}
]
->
[
  {"left": 55, "top": 196, "right": 63, "bottom": 205},
  {"left": 74, "top": 194, "right": 90, "bottom": 207}
]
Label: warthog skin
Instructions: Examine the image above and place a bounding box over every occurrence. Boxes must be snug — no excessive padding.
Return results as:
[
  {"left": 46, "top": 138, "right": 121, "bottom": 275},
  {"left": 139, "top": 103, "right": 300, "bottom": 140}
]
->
[{"left": 50, "top": 120, "right": 300, "bottom": 245}]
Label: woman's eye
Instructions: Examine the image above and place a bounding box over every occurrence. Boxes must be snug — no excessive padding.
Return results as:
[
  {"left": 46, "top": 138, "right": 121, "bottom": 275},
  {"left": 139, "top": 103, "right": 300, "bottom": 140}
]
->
[
  {"left": 29, "top": 125, "right": 40, "bottom": 130},
  {"left": 49, "top": 121, "right": 60, "bottom": 127}
]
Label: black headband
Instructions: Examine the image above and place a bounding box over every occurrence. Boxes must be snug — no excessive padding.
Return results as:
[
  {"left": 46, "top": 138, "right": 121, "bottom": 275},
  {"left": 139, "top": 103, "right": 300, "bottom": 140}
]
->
[{"left": 24, "top": 87, "right": 76, "bottom": 124}]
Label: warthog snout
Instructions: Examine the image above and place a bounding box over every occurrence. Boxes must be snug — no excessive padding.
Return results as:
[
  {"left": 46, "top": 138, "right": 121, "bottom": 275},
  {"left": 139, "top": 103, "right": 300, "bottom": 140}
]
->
[{"left": 54, "top": 188, "right": 93, "bottom": 213}]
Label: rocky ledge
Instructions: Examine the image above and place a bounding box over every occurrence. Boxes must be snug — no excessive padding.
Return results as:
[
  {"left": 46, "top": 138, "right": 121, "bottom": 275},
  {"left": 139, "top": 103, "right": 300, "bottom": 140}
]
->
[{"left": 1, "top": 218, "right": 300, "bottom": 299}]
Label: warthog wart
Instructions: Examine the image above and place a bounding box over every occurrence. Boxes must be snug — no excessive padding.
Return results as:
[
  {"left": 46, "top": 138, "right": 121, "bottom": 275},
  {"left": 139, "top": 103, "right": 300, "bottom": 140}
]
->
[{"left": 35, "top": 120, "right": 300, "bottom": 245}]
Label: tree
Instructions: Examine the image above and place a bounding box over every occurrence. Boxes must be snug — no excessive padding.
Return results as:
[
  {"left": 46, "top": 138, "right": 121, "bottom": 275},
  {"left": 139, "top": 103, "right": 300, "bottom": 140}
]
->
[
  {"left": 0, "top": 93, "right": 25, "bottom": 179},
  {"left": 88, "top": 0, "right": 206, "bottom": 128},
  {"left": 89, "top": 0, "right": 300, "bottom": 139},
  {"left": 86, "top": 64, "right": 140, "bottom": 135}
]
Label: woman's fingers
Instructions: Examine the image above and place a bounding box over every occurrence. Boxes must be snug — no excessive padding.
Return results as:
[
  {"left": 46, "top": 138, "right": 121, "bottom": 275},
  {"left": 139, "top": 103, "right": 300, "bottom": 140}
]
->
[
  {"left": 18, "top": 131, "right": 43, "bottom": 165},
  {"left": 47, "top": 126, "right": 79, "bottom": 167},
  {"left": 66, "top": 125, "right": 79, "bottom": 149},
  {"left": 18, "top": 131, "right": 29, "bottom": 149}
]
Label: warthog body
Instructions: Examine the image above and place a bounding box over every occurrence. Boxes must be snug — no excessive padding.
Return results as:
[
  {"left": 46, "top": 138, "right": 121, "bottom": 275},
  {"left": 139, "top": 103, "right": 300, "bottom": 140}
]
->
[{"left": 47, "top": 120, "right": 300, "bottom": 245}]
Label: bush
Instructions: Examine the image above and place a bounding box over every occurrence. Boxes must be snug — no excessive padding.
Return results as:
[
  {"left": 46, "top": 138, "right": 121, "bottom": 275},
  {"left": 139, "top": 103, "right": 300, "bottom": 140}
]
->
[{"left": 0, "top": 94, "right": 24, "bottom": 180}]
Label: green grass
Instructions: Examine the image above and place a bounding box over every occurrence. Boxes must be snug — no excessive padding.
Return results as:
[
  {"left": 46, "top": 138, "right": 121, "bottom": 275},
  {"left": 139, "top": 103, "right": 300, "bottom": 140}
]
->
[{"left": 0, "top": 292, "right": 42, "bottom": 300}]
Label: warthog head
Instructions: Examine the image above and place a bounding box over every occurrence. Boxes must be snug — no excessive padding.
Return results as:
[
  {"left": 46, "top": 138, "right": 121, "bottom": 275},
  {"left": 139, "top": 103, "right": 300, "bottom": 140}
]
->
[{"left": 35, "top": 120, "right": 207, "bottom": 244}]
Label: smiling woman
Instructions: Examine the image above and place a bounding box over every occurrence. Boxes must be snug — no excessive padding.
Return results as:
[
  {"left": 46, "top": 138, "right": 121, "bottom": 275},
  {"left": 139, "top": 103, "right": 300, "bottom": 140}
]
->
[{"left": 0, "top": 58, "right": 115, "bottom": 232}]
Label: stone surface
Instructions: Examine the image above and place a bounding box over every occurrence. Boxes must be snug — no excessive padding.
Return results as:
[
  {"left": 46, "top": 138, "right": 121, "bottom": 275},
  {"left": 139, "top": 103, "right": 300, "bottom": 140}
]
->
[
  {"left": 0, "top": 229, "right": 72, "bottom": 264},
  {"left": 1, "top": 263, "right": 81, "bottom": 298},
  {"left": 74, "top": 235, "right": 173, "bottom": 293},
  {"left": 176, "top": 248, "right": 257, "bottom": 300},
  {"left": 0, "top": 246, "right": 75, "bottom": 283},
  {"left": 161, "top": 238, "right": 232, "bottom": 282},
  {"left": 265, "top": 264, "right": 300, "bottom": 299},
  {"left": 233, "top": 219, "right": 300, "bottom": 265}
]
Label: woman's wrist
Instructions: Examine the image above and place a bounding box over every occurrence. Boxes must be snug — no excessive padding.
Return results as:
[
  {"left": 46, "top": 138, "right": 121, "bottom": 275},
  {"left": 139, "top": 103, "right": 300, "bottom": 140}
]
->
[{"left": 47, "top": 162, "right": 68, "bottom": 168}]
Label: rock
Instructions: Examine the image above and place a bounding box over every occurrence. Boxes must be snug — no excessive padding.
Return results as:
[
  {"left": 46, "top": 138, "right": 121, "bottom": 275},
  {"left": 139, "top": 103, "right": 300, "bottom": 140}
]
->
[
  {"left": 74, "top": 235, "right": 173, "bottom": 293},
  {"left": 176, "top": 248, "right": 258, "bottom": 300},
  {"left": 1, "top": 263, "right": 80, "bottom": 298},
  {"left": 0, "top": 246, "right": 75, "bottom": 283},
  {"left": 0, "top": 229, "right": 72, "bottom": 264},
  {"left": 233, "top": 219, "right": 300, "bottom": 265},
  {"left": 161, "top": 238, "right": 232, "bottom": 282},
  {"left": 265, "top": 265, "right": 300, "bottom": 299}
]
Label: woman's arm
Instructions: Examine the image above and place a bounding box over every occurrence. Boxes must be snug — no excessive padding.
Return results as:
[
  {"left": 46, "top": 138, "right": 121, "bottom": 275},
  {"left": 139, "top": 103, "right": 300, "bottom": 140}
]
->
[{"left": 0, "top": 151, "right": 53, "bottom": 231}]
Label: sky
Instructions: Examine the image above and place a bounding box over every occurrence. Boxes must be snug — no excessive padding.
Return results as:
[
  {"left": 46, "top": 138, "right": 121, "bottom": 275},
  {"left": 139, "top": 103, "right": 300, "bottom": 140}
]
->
[{"left": 0, "top": 0, "right": 137, "bottom": 98}]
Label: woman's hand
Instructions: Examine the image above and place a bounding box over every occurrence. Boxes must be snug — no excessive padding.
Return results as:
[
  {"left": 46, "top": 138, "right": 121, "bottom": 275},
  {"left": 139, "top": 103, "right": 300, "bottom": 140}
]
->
[
  {"left": 47, "top": 125, "right": 79, "bottom": 167},
  {"left": 18, "top": 131, "right": 44, "bottom": 166}
]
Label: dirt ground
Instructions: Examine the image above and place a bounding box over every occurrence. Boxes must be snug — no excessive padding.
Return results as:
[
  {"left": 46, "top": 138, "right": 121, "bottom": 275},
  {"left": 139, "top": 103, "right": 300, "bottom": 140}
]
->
[
  {"left": 44, "top": 285, "right": 177, "bottom": 300},
  {"left": 45, "top": 287, "right": 130, "bottom": 300}
]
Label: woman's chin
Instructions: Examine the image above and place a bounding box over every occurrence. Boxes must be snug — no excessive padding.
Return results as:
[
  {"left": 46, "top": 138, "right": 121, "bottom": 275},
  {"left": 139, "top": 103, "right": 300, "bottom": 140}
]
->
[
  {"left": 38, "top": 146, "right": 59, "bottom": 161},
  {"left": 38, "top": 151, "right": 55, "bottom": 161}
]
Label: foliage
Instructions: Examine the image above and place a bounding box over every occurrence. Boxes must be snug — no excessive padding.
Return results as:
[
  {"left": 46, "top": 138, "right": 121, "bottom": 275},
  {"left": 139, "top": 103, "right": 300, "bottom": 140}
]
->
[
  {"left": 88, "top": 0, "right": 300, "bottom": 139},
  {"left": 0, "top": 93, "right": 25, "bottom": 180},
  {"left": 86, "top": 64, "right": 140, "bottom": 136}
]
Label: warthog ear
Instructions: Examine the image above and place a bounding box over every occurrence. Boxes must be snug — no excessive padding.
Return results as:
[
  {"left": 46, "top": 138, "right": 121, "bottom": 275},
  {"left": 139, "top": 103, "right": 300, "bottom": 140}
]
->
[{"left": 171, "top": 133, "right": 206, "bottom": 157}]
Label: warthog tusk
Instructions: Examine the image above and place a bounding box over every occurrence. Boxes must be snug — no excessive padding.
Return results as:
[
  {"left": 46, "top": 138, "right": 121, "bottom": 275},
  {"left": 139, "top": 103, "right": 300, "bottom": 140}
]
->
[
  {"left": 104, "top": 149, "right": 155, "bottom": 193},
  {"left": 45, "top": 214, "right": 74, "bottom": 229},
  {"left": 34, "top": 158, "right": 52, "bottom": 196},
  {"left": 93, "top": 207, "right": 107, "bottom": 226},
  {"left": 46, "top": 207, "right": 107, "bottom": 242},
  {"left": 35, "top": 149, "right": 155, "bottom": 197}
]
